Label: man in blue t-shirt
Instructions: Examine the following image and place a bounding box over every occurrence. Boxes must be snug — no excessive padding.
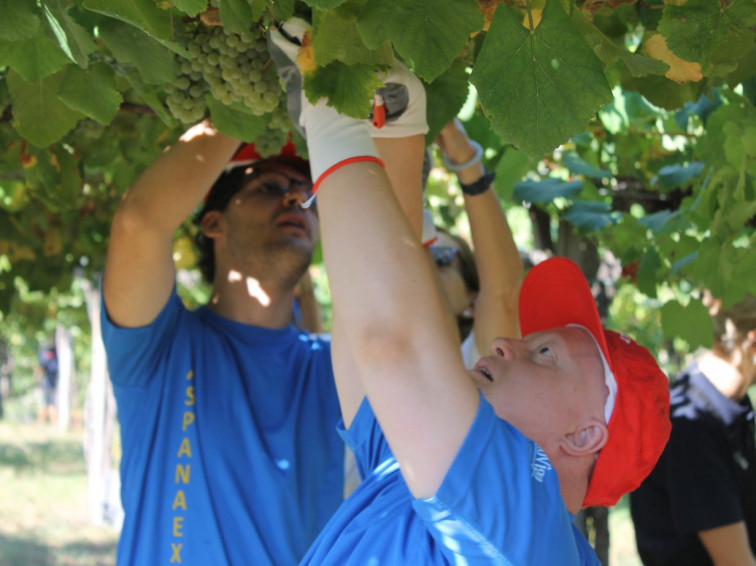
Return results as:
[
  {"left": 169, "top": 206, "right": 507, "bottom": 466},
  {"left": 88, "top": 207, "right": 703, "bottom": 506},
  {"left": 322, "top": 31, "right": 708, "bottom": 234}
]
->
[
  {"left": 270, "top": 20, "right": 672, "bottom": 564},
  {"left": 102, "top": 123, "right": 345, "bottom": 565}
]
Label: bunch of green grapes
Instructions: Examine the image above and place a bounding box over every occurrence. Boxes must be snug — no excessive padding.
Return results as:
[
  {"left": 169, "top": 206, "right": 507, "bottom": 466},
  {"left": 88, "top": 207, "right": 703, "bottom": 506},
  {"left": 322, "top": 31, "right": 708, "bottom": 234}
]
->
[
  {"left": 254, "top": 97, "right": 294, "bottom": 157},
  {"left": 165, "top": 65, "right": 208, "bottom": 124},
  {"left": 183, "top": 25, "right": 283, "bottom": 117}
]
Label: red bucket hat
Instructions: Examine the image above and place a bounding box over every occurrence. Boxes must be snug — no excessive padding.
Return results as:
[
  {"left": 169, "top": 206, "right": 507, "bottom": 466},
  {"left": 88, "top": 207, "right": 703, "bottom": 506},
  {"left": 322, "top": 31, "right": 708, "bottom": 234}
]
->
[{"left": 518, "top": 257, "right": 671, "bottom": 508}]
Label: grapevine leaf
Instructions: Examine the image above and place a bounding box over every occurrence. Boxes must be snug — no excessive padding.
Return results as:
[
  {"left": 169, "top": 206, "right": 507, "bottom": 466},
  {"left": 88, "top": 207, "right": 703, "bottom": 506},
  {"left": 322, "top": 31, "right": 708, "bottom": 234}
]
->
[
  {"left": 471, "top": 2, "right": 613, "bottom": 158},
  {"left": 57, "top": 63, "right": 122, "bottom": 125},
  {"left": 83, "top": 0, "right": 172, "bottom": 41},
  {"left": 622, "top": 75, "right": 701, "bottom": 110},
  {"left": 0, "top": 0, "right": 42, "bottom": 41},
  {"left": 570, "top": 8, "right": 668, "bottom": 79},
  {"left": 7, "top": 70, "right": 83, "bottom": 148},
  {"left": 638, "top": 210, "right": 679, "bottom": 233},
  {"left": 219, "top": 0, "right": 253, "bottom": 34},
  {"left": 272, "top": 0, "right": 297, "bottom": 21},
  {"left": 170, "top": 0, "right": 207, "bottom": 17},
  {"left": 659, "top": 0, "right": 756, "bottom": 70},
  {"left": 306, "top": 0, "right": 348, "bottom": 8},
  {"left": 0, "top": 35, "right": 71, "bottom": 81},
  {"left": 41, "top": 0, "right": 96, "bottom": 68},
  {"left": 513, "top": 178, "right": 584, "bottom": 204},
  {"left": 494, "top": 148, "right": 534, "bottom": 201},
  {"left": 206, "top": 98, "right": 269, "bottom": 142},
  {"left": 424, "top": 61, "right": 470, "bottom": 144},
  {"left": 561, "top": 151, "right": 611, "bottom": 180},
  {"left": 653, "top": 162, "right": 704, "bottom": 190},
  {"left": 118, "top": 68, "right": 176, "bottom": 126},
  {"left": 357, "top": 0, "right": 483, "bottom": 82},
  {"left": 660, "top": 299, "right": 713, "bottom": 349},
  {"left": 99, "top": 19, "right": 178, "bottom": 85},
  {"left": 563, "top": 201, "right": 618, "bottom": 231},
  {"left": 303, "top": 61, "right": 383, "bottom": 119},
  {"left": 645, "top": 34, "right": 703, "bottom": 84},
  {"left": 312, "top": 7, "right": 394, "bottom": 67},
  {"left": 636, "top": 247, "right": 661, "bottom": 297}
]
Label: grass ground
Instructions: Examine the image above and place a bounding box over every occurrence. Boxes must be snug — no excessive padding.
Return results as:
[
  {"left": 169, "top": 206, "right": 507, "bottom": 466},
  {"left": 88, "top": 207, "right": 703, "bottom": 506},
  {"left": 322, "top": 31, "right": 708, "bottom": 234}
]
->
[
  {"left": 0, "top": 410, "right": 643, "bottom": 566},
  {"left": 0, "top": 417, "right": 118, "bottom": 566}
]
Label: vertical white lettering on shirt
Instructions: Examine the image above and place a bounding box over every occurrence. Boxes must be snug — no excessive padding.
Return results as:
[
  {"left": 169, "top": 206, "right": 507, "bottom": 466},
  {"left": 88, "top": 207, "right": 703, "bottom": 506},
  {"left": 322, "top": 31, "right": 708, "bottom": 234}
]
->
[{"left": 531, "top": 446, "right": 553, "bottom": 482}]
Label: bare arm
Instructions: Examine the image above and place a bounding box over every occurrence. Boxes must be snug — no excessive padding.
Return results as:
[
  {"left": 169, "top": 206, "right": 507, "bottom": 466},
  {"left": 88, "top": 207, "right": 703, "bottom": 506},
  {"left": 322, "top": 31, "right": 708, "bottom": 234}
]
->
[
  {"left": 103, "top": 121, "right": 239, "bottom": 328},
  {"left": 699, "top": 522, "right": 756, "bottom": 566},
  {"left": 437, "top": 120, "right": 522, "bottom": 351},
  {"left": 319, "top": 154, "right": 479, "bottom": 499}
]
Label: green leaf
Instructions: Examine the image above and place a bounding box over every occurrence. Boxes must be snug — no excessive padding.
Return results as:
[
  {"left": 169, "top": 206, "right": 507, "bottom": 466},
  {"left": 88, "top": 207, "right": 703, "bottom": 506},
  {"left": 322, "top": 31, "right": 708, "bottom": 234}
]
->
[
  {"left": 58, "top": 63, "right": 122, "bottom": 124},
  {"left": 304, "top": 61, "right": 383, "bottom": 119},
  {"left": 42, "top": 0, "right": 96, "bottom": 68},
  {"left": 424, "top": 61, "right": 469, "bottom": 145},
  {"left": 514, "top": 178, "right": 584, "bottom": 204},
  {"left": 471, "top": 2, "right": 613, "bottom": 157},
  {"left": 7, "top": 69, "right": 83, "bottom": 147},
  {"left": 119, "top": 69, "right": 176, "bottom": 126},
  {"left": 272, "top": 0, "right": 297, "bottom": 21},
  {"left": 206, "top": 97, "right": 269, "bottom": 142},
  {"left": 563, "top": 200, "right": 618, "bottom": 231},
  {"left": 494, "top": 148, "right": 534, "bottom": 201},
  {"left": 0, "top": 35, "right": 71, "bottom": 81},
  {"left": 659, "top": 0, "right": 756, "bottom": 69},
  {"left": 561, "top": 151, "right": 612, "bottom": 179},
  {"left": 219, "top": 0, "right": 254, "bottom": 34},
  {"left": 653, "top": 162, "right": 704, "bottom": 190},
  {"left": 312, "top": 7, "right": 394, "bottom": 67},
  {"left": 0, "top": 0, "right": 42, "bottom": 41},
  {"left": 83, "top": 0, "right": 172, "bottom": 40},
  {"left": 99, "top": 19, "right": 178, "bottom": 85},
  {"left": 636, "top": 247, "right": 661, "bottom": 297},
  {"left": 660, "top": 299, "right": 713, "bottom": 349},
  {"left": 171, "top": 0, "right": 207, "bottom": 17},
  {"left": 358, "top": 0, "right": 482, "bottom": 82},
  {"left": 622, "top": 74, "right": 701, "bottom": 110},
  {"left": 638, "top": 210, "right": 679, "bottom": 233},
  {"left": 306, "top": 0, "right": 348, "bottom": 8}
]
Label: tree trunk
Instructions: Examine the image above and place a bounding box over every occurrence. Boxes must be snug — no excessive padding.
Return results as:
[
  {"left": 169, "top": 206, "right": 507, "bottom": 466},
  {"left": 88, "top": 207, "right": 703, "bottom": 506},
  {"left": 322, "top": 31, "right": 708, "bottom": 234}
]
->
[
  {"left": 82, "top": 275, "right": 119, "bottom": 525},
  {"left": 55, "top": 323, "right": 73, "bottom": 432}
]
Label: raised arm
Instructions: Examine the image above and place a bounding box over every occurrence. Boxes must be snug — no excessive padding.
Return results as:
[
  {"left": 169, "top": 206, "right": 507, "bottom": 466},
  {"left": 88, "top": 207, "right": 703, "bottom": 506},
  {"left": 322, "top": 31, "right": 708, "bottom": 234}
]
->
[
  {"left": 300, "top": 96, "right": 479, "bottom": 502},
  {"left": 437, "top": 120, "right": 522, "bottom": 350},
  {"left": 103, "top": 121, "right": 239, "bottom": 327}
]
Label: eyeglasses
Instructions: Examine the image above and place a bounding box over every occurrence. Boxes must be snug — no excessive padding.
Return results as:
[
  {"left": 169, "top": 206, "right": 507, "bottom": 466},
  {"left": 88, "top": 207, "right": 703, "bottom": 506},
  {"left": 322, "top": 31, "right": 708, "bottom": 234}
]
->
[
  {"left": 242, "top": 170, "right": 315, "bottom": 206},
  {"left": 429, "top": 245, "right": 459, "bottom": 268}
]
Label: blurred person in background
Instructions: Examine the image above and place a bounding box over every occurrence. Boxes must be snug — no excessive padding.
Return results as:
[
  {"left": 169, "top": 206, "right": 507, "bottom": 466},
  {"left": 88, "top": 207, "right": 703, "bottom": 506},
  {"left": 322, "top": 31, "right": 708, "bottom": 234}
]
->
[{"left": 631, "top": 293, "right": 756, "bottom": 565}]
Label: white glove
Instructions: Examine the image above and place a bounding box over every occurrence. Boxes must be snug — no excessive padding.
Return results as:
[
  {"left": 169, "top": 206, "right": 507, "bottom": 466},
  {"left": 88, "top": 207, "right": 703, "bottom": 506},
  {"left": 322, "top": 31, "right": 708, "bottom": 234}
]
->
[
  {"left": 421, "top": 209, "right": 438, "bottom": 247},
  {"left": 370, "top": 64, "right": 429, "bottom": 139}
]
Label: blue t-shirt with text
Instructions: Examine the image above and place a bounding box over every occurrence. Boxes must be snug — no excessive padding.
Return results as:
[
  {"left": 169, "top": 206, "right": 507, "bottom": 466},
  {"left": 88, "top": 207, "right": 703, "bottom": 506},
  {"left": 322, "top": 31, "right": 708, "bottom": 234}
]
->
[
  {"left": 301, "top": 395, "right": 600, "bottom": 565},
  {"left": 102, "top": 290, "right": 344, "bottom": 565}
]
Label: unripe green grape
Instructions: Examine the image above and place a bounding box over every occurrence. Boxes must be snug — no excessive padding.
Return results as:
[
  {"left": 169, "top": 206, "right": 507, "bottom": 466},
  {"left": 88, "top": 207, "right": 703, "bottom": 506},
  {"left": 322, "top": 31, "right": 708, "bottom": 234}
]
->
[{"left": 176, "top": 76, "right": 191, "bottom": 90}]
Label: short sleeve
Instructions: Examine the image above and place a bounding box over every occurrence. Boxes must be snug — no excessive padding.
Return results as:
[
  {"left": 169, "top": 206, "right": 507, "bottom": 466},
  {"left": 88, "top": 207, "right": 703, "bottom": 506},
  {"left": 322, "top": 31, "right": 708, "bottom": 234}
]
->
[
  {"left": 101, "top": 288, "right": 184, "bottom": 388},
  {"left": 338, "top": 398, "right": 394, "bottom": 481},
  {"left": 413, "top": 396, "right": 595, "bottom": 564}
]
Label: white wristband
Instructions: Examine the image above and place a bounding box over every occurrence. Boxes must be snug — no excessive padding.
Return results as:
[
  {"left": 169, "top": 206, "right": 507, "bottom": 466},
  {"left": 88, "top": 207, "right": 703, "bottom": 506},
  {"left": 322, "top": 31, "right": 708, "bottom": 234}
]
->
[{"left": 442, "top": 140, "right": 483, "bottom": 171}]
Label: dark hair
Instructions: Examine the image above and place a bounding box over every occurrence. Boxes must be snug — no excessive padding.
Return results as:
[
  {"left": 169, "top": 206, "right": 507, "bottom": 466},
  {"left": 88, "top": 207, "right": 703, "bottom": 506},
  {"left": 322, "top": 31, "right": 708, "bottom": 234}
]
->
[
  {"left": 435, "top": 225, "right": 479, "bottom": 340},
  {"left": 193, "top": 167, "right": 248, "bottom": 284},
  {"left": 192, "top": 157, "right": 311, "bottom": 284}
]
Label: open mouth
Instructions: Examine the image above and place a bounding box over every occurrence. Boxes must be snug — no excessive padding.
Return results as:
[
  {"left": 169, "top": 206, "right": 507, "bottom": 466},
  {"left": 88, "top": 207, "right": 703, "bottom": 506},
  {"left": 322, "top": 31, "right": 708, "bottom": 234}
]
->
[{"left": 475, "top": 364, "right": 493, "bottom": 382}]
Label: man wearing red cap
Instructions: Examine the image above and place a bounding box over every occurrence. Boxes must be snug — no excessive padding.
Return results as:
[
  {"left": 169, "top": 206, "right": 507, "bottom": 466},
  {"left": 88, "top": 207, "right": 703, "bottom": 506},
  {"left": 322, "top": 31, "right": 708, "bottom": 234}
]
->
[
  {"left": 101, "top": 122, "right": 345, "bottom": 565},
  {"left": 268, "top": 20, "right": 672, "bottom": 563}
]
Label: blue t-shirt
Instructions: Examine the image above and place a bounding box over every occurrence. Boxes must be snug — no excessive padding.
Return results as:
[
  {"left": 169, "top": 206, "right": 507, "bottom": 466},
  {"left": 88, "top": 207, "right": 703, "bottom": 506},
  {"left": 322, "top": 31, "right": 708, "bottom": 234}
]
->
[
  {"left": 301, "top": 395, "right": 600, "bottom": 565},
  {"left": 102, "top": 290, "right": 344, "bottom": 565}
]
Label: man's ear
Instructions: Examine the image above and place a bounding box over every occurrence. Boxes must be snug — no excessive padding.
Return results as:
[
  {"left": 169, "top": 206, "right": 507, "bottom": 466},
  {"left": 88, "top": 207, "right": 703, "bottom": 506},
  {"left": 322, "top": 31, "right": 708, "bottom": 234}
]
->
[
  {"left": 561, "top": 419, "right": 608, "bottom": 457},
  {"left": 201, "top": 210, "right": 223, "bottom": 239}
]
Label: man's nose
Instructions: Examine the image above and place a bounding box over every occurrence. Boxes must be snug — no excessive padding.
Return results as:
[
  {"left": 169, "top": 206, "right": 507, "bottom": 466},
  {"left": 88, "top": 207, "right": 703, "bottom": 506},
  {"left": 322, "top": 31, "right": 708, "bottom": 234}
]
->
[
  {"left": 490, "top": 336, "right": 517, "bottom": 360},
  {"left": 282, "top": 186, "right": 310, "bottom": 207}
]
